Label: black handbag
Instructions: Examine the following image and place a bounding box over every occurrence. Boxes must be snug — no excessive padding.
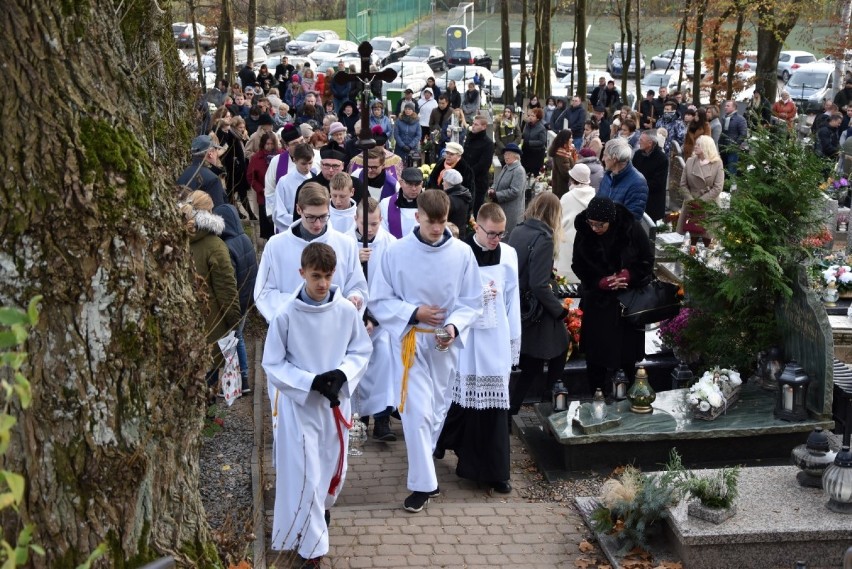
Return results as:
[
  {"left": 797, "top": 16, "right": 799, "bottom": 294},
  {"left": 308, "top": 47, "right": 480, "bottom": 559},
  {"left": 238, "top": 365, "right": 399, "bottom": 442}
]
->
[
  {"left": 616, "top": 279, "right": 681, "bottom": 327},
  {"left": 520, "top": 289, "right": 544, "bottom": 324}
]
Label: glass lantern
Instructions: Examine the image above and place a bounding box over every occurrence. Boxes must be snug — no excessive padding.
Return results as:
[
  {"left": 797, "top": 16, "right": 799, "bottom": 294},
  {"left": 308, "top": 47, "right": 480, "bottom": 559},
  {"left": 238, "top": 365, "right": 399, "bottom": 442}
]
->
[
  {"left": 670, "top": 362, "right": 695, "bottom": 390},
  {"left": 591, "top": 389, "right": 608, "bottom": 420},
  {"left": 551, "top": 379, "right": 569, "bottom": 412},
  {"left": 774, "top": 361, "right": 811, "bottom": 422},
  {"left": 611, "top": 370, "right": 629, "bottom": 400}
]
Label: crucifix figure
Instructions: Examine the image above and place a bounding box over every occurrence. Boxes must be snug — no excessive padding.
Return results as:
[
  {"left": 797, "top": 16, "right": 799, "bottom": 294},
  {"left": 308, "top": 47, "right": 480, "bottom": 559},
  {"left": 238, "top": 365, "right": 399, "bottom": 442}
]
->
[{"left": 334, "top": 42, "right": 397, "bottom": 258}]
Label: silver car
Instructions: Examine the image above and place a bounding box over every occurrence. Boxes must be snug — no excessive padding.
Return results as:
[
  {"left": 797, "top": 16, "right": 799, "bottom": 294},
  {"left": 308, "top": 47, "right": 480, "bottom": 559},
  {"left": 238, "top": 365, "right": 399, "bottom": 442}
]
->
[{"left": 777, "top": 50, "right": 816, "bottom": 82}]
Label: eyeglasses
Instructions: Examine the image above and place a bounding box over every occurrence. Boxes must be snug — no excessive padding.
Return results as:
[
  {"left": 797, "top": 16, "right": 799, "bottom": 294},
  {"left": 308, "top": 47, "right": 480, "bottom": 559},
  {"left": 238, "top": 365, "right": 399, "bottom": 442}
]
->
[
  {"left": 587, "top": 220, "right": 609, "bottom": 230},
  {"left": 478, "top": 227, "right": 505, "bottom": 239},
  {"left": 321, "top": 162, "right": 343, "bottom": 169},
  {"left": 303, "top": 214, "right": 330, "bottom": 223},
  {"left": 367, "top": 164, "right": 383, "bottom": 170}
]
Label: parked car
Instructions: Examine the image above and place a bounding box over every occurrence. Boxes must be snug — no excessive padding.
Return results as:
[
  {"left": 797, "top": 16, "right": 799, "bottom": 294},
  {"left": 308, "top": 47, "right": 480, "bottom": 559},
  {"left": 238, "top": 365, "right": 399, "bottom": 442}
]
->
[
  {"left": 263, "top": 54, "right": 317, "bottom": 75},
  {"left": 499, "top": 42, "right": 532, "bottom": 69},
  {"left": 489, "top": 65, "right": 527, "bottom": 103},
  {"left": 403, "top": 45, "right": 446, "bottom": 72},
  {"left": 550, "top": 71, "right": 613, "bottom": 99},
  {"left": 286, "top": 30, "right": 339, "bottom": 55},
  {"left": 233, "top": 28, "right": 248, "bottom": 45},
  {"left": 554, "top": 41, "right": 590, "bottom": 78},
  {"left": 447, "top": 47, "right": 493, "bottom": 70},
  {"left": 202, "top": 45, "right": 268, "bottom": 71},
  {"left": 641, "top": 70, "right": 683, "bottom": 95},
  {"left": 777, "top": 50, "right": 816, "bottom": 82},
  {"left": 649, "top": 48, "right": 706, "bottom": 78},
  {"left": 260, "top": 26, "right": 292, "bottom": 53},
  {"left": 370, "top": 36, "right": 411, "bottom": 66},
  {"left": 786, "top": 62, "right": 835, "bottom": 113},
  {"left": 380, "top": 61, "right": 434, "bottom": 97},
  {"left": 606, "top": 42, "right": 645, "bottom": 78},
  {"left": 173, "top": 22, "right": 215, "bottom": 49},
  {"left": 335, "top": 50, "right": 380, "bottom": 71},
  {"left": 310, "top": 40, "right": 360, "bottom": 67},
  {"left": 442, "top": 65, "right": 494, "bottom": 95}
]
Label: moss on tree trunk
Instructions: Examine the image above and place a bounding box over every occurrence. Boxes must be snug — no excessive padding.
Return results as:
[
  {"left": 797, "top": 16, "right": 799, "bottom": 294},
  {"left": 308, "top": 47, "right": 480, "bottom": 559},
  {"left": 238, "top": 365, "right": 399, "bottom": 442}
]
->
[{"left": 0, "top": 1, "right": 220, "bottom": 567}]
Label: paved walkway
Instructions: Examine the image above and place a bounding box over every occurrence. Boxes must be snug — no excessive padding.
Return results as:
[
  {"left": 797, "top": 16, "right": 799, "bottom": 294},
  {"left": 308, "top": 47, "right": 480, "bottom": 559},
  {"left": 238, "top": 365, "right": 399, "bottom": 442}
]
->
[{"left": 256, "top": 342, "right": 602, "bottom": 568}]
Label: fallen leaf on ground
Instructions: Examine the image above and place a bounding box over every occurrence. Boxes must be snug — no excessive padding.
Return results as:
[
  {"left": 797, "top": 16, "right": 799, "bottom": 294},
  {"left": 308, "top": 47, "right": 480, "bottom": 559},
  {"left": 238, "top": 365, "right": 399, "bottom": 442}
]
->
[
  {"left": 574, "top": 557, "right": 593, "bottom": 568},
  {"left": 228, "top": 562, "right": 251, "bottom": 569},
  {"left": 655, "top": 562, "right": 683, "bottom": 569},
  {"left": 221, "top": 465, "right": 231, "bottom": 471},
  {"left": 597, "top": 565, "right": 613, "bottom": 569},
  {"left": 579, "top": 539, "right": 595, "bottom": 553}
]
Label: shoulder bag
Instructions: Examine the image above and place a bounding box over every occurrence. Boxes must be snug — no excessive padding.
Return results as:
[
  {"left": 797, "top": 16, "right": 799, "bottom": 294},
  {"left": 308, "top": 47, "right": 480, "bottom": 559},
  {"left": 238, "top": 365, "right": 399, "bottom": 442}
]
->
[{"left": 616, "top": 279, "right": 681, "bottom": 328}]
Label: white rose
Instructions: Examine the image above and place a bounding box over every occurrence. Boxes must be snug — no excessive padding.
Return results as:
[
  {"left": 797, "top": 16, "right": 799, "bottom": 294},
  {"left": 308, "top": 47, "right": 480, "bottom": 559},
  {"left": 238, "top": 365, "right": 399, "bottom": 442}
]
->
[
  {"left": 840, "top": 272, "right": 852, "bottom": 284},
  {"left": 699, "top": 400, "right": 711, "bottom": 412},
  {"left": 689, "top": 397, "right": 699, "bottom": 406},
  {"left": 728, "top": 371, "right": 742, "bottom": 386},
  {"left": 707, "top": 392, "right": 723, "bottom": 408}
]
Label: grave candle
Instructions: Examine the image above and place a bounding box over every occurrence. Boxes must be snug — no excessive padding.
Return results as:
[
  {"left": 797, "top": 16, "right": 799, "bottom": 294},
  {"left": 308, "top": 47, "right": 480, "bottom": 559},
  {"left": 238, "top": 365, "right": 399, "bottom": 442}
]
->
[{"left": 783, "top": 385, "right": 794, "bottom": 411}]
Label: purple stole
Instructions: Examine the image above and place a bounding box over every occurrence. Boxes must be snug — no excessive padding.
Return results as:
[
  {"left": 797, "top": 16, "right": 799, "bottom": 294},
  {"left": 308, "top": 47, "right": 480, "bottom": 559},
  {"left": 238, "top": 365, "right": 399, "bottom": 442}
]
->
[
  {"left": 387, "top": 192, "right": 403, "bottom": 238},
  {"left": 354, "top": 168, "right": 398, "bottom": 200},
  {"left": 274, "top": 151, "right": 291, "bottom": 184}
]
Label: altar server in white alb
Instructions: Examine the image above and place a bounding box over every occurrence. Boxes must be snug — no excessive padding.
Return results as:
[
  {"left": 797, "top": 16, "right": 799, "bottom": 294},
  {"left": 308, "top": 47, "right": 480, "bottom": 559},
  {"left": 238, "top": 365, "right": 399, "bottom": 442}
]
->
[
  {"left": 328, "top": 172, "right": 357, "bottom": 239},
  {"left": 273, "top": 142, "right": 316, "bottom": 233},
  {"left": 354, "top": 197, "right": 399, "bottom": 441},
  {"left": 368, "top": 190, "right": 483, "bottom": 513},
  {"left": 262, "top": 242, "right": 372, "bottom": 568},
  {"left": 254, "top": 182, "right": 368, "bottom": 464},
  {"left": 435, "top": 203, "right": 521, "bottom": 494},
  {"left": 380, "top": 166, "right": 425, "bottom": 238}
]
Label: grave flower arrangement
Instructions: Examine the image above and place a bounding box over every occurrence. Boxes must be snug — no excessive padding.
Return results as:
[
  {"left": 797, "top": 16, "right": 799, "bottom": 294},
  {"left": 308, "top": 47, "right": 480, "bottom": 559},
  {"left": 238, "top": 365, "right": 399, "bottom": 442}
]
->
[
  {"left": 561, "top": 298, "right": 582, "bottom": 358},
  {"left": 688, "top": 367, "right": 742, "bottom": 419},
  {"left": 810, "top": 252, "right": 852, "bottom": 294}
]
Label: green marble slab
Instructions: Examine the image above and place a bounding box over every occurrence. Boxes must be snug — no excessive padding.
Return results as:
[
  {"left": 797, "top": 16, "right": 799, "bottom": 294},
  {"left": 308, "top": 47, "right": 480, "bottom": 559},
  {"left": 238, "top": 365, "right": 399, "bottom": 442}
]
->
[
  {"left": 545, "top": 383, "right": 833, "bottom": 446},
  {"left": 572, "top": 402, "right": 623, "bottom": 434}
]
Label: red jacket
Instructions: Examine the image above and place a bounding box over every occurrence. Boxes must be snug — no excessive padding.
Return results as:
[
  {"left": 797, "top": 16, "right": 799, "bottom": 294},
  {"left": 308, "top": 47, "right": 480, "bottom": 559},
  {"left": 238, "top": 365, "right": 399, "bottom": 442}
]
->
[{"left": 246, "top": 149, "right": 281, "bottom": 203}]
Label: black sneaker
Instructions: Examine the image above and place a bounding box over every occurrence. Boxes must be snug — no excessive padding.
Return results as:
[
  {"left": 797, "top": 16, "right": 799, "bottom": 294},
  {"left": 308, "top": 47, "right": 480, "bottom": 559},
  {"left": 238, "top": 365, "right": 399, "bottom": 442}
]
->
[
  {"left": 432, "top": 447, "right": 445, "bottom": 459},
  {"left": 372, "top": 417, "right": 397, "bottom": 442},
  {"left": 428, "top": 486, "right": 441, "bottom": 498},
  {"left": 403, "top": 491, "right": 431, "bottom": 513},
  {"left": 298, "top": 556, "right": 323, "bottom": 568},
  {"left": 241, "top": 383, "right": 252, "bottom": 394}
]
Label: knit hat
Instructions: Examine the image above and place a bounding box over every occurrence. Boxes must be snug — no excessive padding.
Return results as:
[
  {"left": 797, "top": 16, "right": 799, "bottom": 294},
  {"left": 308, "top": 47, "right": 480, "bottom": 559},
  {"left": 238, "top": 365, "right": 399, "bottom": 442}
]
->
[
  {"left": 258, "top": 114, "right": 274, "bottom": 126},
  {"left": 328, "top": 122, "right": 347, "bottom": 136},
  {"left": 568, "top": 163, "right": 591, "bottom": 186},
  {"left": 586, "top": 196, "right": 617, "bottom": 223},
  {"left": 291, "top": 74, "right": 301, "bottom": 83},
  {"left": 579, "top": 147, "right": 597, "bottom": 158},
  {"left": 403, "top": 101, "right": 416, "bottom": 111},
  {"left": 443, "top": 168, "right": 463, "bottom": 186},
  {"left": 280, "top": 123, "right": 302, "bottom": 143}
]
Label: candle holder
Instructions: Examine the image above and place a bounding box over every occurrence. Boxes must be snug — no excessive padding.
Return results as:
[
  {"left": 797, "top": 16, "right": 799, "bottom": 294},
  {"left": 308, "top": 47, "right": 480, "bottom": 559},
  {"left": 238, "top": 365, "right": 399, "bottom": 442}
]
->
[
  {"left": 627, "top": 366, "right": 656, "bottom": 414},
  {"left": 774, "top": 361, "right": 811, "bottom": 422}
]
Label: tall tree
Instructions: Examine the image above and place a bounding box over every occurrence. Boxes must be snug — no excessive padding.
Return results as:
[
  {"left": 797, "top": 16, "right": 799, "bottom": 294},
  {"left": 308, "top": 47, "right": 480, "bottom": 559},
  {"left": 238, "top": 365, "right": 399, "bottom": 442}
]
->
[
  {"left": 756, "top": 0, "right": 805, "bottom": 101},
  {"left": 726, "top": 2, "right": 747, "bottom": 100},
  {"left": 532, "top": 0, "right": 553, "bottom": 100},
  {"left": 0, "top": 1, "right": 219, "bottom": 566},
  {"left": 692, "top": 0, "right": 708, "bottom": 101},
  {"left": 247, "top": 0, "right": 258, "bottom": 60},
  {"left": 576, "top": 0, "right": 588, "bottom": 100},
  {"left": 216, "top": 0, "right": 236, "bottom": 85},
  {"left": 520, "top": 0, "right": 529, "bottom": 103},
  {"left": 500, "top": 0, "right": 514, "bottom": 106}
]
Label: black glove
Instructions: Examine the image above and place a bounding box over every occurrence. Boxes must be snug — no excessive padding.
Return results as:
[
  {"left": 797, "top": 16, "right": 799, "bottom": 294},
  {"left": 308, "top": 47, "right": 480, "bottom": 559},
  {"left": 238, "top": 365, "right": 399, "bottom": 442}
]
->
[{"left": 312, "top": 370, "right": 347, "bottom": 406}]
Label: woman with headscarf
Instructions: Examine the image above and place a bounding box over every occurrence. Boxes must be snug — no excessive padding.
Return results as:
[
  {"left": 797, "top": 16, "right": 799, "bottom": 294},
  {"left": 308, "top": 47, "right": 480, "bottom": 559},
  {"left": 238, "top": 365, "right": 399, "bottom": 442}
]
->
[
  {"left": 506, "top": 193, "right": 568, "bottom": 417},
  {"left": 572, "top": 196, "right": 654, "bottom": 396}
]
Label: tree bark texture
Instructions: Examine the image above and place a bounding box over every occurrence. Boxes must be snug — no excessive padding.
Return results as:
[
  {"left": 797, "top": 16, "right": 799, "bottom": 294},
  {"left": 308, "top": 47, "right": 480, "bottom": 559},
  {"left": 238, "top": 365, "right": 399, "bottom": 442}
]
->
[
  {"left": 692, "top": 0, "right": 706, "bottom": 101},
  {"left": 0, "top": 2, "right": 218, "bottom": 567},
  {"left": 576, "top": 0, "right": 588, "bottom": 99},
  {"left": 756, "top": 0, "right": 803, "bottom": 101},
  {"left": 532, "top": 0, "right": 552, "bottom": 101},
  {"left": 501, "top": 0, "right": 514, "bottom": 106}
]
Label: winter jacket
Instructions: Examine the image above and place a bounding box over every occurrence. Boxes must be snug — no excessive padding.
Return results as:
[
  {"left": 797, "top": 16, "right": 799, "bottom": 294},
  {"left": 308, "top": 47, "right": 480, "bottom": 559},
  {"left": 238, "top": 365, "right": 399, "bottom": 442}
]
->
[
  {"left": 188, "top": 211, "right": 241, "bottom": 363},
  {"left": 214, "top": 204, "right": 259, "bottom": 315},
  {"left": 445, "top": 183, "right": 473, "bottom": 238},
  {"left": 572, "top": 203, "right": 653, "bottom": 368},
  {"left": 555, "top": 183, "right": 596, "bottom": 282},
  {"left": 331, "top": 80, "right": 351, "bottom": 104},
  {"left": 495, "top": 119, "right": 521, "bottom": 155},
  {"left": 632, "top": 146, "right": 669, "bottom": 222},
  {"left": 566, "top": 105, "right": 587, "bottom": 138},
  {"left": 491, "top": 159, "right": 526, "bottom": 238},
  {"left": 370, "top": 113, "right": 393, "bottom": 136},
  {"left": 720, "top": 112, "right": 748, "bottom": 152},
  {"left": 427, "top": 157, "right": 475, "bottom": 193},
  {"left": 394, "top": 114, "right": 421, "bottom": 157},
  {"left": 655, "top": 114, "right": 686, "bottom": 154},
  {"left": 578, "top": 156, "right": 605, "bottom": 191},
  {"left": 177, "top": 158, "right": 226, "bottom": 207},
  {"left": 507, "top": 218, "right": 569, "bottom": 360},
  {"left": 463, "top": 128, "right": 495, "bottom": 209},
  {"left": 598, "top": 161, "right": 649, "bottom": 220},
  {"left": 445, "top": 87, "right": 462, "bottom": 109},
  {"left": 817, "top": 124, "right": 841, "bottom": 158},
  {"left": 461, "top": 89, "right": 481, "bottom": 122}
]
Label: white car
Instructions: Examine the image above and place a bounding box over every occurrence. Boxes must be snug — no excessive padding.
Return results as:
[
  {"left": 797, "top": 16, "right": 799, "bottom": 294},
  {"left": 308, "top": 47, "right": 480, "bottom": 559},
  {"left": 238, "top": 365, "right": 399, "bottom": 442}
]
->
[
  {"left": 777, "top": 50, "right": 816, "bottom": 82},
  {"left": 441, "top": 65, "right": 494, "bottom": 94},
  {"left": 381, "top": 61, "right": 434, "bottom": 97},
  {"left": 310, "top": 40, "right": 360, "bottom": 67},
  {"left": 555, "top": 41, "right": 591, "bottom": 78},
  {"left": 641, "top": 70, "right": 682, "bottom": 95},
  {"left": 489, "top": 66, "right": 527, "bottom": 103},
  {"left": 550, "top": 71, "right": 614, "bottom": 99},
  {"left": 649, "top": 49, "right": 706, "bottom": 78}
]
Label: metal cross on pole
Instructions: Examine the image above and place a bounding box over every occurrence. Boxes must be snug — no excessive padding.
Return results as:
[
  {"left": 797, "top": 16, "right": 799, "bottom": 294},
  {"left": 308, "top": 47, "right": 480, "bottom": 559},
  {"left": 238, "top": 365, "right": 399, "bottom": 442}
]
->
[{"left": 334, "top": 42, "right": 397, "bottom": 258}]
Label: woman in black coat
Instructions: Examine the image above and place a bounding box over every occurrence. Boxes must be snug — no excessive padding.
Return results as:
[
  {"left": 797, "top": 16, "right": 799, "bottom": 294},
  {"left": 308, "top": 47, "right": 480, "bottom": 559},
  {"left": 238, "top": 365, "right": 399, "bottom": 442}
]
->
[
  {"left": 506, "top": 192, "right": 569, "bottom": 416},
  {"left": 572, "top": 197, "right": 654, "bottom": 395}
]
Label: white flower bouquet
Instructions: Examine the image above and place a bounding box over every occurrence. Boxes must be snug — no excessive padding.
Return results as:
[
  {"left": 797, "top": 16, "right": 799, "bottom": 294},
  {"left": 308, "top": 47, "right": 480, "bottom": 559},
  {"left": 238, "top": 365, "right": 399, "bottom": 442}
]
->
[{"left": 688, "top": 367, "right": 742, "bottom": 420}]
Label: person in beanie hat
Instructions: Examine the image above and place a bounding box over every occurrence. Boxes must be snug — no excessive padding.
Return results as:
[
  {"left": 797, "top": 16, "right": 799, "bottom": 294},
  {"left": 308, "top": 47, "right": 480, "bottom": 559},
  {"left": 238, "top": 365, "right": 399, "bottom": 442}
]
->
[{"left": 572, "top": 196, "right": 654, "bottom": 397}]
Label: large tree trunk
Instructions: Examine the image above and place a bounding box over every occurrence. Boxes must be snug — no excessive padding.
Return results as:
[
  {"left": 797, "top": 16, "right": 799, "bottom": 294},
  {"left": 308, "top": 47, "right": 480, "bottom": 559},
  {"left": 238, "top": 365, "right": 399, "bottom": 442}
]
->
[
  {"left": 520, "top": 0, "right": 529, "bottom": 103},
  {"left": 216, "top": 0, "right": 235, "bottom": 85},
  {"left": 0, "top": 1, "right": 219, "bottom": 567},
  {"left": 692, "top": 0, "right": 707, "bottom": 102},
  {"left": 576, "top": 0, "right": 588, "bottom": 99},
  {"left": 500, "top": 0, "right": 513, "bottom": 106},
  {"left": 756, "top": 0, "right": 804, "bottom": 101},
  {"left": 532, "top": 0, "right": 552, "bottom": 100},
  {"left": 726, "top": 4, "right": 746, "bottom": 100}
]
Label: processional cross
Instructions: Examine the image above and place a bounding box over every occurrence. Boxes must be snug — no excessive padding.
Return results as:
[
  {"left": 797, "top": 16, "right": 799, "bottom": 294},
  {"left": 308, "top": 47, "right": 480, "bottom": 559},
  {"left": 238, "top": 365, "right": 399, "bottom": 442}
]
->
[{"left": 334, "top": 42, "right": 397, "bottom": 254}]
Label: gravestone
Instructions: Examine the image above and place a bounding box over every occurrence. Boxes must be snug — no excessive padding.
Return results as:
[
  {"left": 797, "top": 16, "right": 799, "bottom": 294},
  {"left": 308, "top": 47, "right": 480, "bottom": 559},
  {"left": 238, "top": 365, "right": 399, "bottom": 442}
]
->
[{"left": 776, "top": 265, "right": 834, "bottom": 418}]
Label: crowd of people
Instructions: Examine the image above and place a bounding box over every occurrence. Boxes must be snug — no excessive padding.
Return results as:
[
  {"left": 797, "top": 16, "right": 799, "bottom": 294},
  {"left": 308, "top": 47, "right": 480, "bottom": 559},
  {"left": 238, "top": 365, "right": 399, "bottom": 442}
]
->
[{"left": 179, "top": 52, "right": 838, "bottom": 568}]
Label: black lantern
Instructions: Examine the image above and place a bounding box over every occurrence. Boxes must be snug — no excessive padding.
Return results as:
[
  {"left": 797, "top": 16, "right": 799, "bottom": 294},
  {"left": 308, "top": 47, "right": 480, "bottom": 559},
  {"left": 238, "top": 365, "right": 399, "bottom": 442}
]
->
[
  {"left": 611, "top": 370, "right": 629, "bottom": 400},
  {"left": 671, "top": 362, "right": 695, "bottom": 390},
  {"left": 551, "top": 379, "right": 569, "bottom": 412},
  {"left": 774, "top": 361, "right": 811, "bottom": 421}
]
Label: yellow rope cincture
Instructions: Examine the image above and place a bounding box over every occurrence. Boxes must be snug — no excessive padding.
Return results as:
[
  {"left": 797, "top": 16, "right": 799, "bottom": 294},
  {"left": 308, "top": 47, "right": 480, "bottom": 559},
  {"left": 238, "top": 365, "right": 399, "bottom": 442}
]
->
[{"left": 399, "top": 326, "right": 435, "bottom": 413}]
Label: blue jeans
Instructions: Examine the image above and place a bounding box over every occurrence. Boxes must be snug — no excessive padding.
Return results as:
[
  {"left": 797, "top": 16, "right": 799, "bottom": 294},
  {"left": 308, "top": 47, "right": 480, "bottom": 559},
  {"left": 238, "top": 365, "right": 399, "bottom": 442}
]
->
[
  {"left": 573, "top": 136, "right": 584, "bottom": 151},
  {"left": 236, "top": 317, "right": 249, "bottom": 387},
  {"left": 722, "top": 151, "right": 739, "bottom": 177}
]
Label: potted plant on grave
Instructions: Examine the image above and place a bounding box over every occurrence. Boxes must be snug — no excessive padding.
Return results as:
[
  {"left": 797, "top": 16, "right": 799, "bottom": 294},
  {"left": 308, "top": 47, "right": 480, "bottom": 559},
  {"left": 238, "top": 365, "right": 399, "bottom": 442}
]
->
[
  {"left": 687, "top": 367, "right": 743, "bottom": 420},
  {"left": 682, "top": 465, "right": 741, "bottom": 524},
  {"left": 590, "top": 450, "right": 686, "bottom": 553}
]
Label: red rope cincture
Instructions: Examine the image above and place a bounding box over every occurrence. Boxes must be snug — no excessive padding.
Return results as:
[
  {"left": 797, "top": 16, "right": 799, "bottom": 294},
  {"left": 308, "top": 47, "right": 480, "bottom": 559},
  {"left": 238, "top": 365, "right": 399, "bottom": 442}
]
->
[{"left": 328, "top": 405, "right": 353, "bottom": 495}]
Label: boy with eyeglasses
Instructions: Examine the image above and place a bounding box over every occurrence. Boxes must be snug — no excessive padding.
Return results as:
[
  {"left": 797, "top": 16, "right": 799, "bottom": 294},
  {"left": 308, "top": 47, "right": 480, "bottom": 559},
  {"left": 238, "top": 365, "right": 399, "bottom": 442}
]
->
[{"left": 434, "top": 203, "right": 520, "bottom": 495}]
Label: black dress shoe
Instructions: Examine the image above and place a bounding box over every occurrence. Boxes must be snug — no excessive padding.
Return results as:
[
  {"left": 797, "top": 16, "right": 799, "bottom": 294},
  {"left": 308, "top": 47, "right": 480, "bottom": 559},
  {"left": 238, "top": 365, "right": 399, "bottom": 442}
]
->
[
  {"left": 491, "top": 481, "right": 512, "bottom": 494},
  {"left": 433, "top": 447, "right": 445, "bottom": 459}
]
